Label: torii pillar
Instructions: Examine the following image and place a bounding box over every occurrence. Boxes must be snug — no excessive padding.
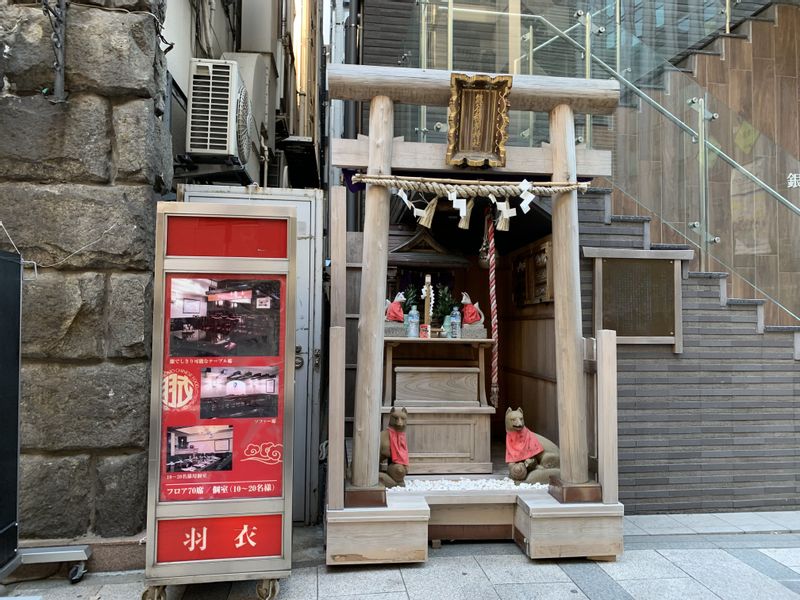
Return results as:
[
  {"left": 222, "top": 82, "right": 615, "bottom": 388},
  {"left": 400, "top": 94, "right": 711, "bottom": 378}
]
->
[
  {"left": 548, "top": 103, "right": 600, "bottom": 502},
  {"left": 350, "top": 95, "right": 394, "bottom": 495}
]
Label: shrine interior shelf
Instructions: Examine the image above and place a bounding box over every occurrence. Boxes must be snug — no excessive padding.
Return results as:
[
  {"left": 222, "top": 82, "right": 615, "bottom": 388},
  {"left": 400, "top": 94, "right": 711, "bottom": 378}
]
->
[{"left": 383, "top": 337, "right": 496, "bottom": 475}]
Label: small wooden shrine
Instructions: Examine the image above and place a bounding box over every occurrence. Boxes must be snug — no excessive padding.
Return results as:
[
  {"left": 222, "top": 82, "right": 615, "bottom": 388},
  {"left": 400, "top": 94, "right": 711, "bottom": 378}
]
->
[{"left": 326, "top": 64, "right": 623, "bottom": 565}]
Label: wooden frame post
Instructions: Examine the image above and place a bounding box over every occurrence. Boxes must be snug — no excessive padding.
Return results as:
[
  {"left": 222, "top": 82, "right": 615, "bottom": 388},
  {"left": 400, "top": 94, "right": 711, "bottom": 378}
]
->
[
  {"left": 351, "top": 96, "right": 394, "bottom": 488},
  {"left": 327, "top": 187, "right": 347, "bottom": 510},
  {"left": 596, "top": 329, "right": 619, "bottom": 504},
  {"left": 549, "top": 103, "right": 590, "bottom": 486}
]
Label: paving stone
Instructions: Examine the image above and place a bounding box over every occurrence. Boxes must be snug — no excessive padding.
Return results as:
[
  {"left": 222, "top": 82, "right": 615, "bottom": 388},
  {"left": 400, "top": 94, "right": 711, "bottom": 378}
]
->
[
  {"left": 596, "top": 550, "right": 686, "bottom": 581},
  {"left": 759, "top": 549, "right": 800, "bottom": 568},
  {"left": 292, "top": 525, "right": 326, "bottom": 566},
  {"left": 181, "top": 582, "right": 231, "bottom": 600},
  {"left": 621, "top": 533, "right": 715, "bottom": 551},
  {"left": 617, "top": 577, "right": 720, "bottom": 600},
  {"left": 658, "top": 549, "right": 799, "bottom": 600},
  {"left": 557, "top": 561, "right": 635, "bottom": 600},
  {"left": 705, "top": 534, "right": 800, "bottom": 549},
  {"left": 401, "top": 556, "right": 499, "bottom": 600},
  {"left": 785, "top": 580, "right": 800, "bottom": 594},
  {"left": 761, "top": 513, "right": 800, "bottom": 531},
  {"left": 93, "top": 582, "right": 147, "bottom": 599},
  {"left": 494, "top": 582, "right": 589, "bottom": 600},
  {"left": 622, "top": 519, "right": 648, "bottom": 536},
  {"left": 626, "top": 515, "right": 695, "bottom": 535},
  {"left": 726, "top": 549, "right": 800, "bottom": 581},
  {"left": 317, "top": 565, "right": 405, "bottom": 597},
  {"left": 669, "top": 514, "right": 743, "bottom": 534},
  {"left": 8, "top": 585, "right": 102, "bottom": 599},
  {"left": 318, "top": 594, "right": 408, "bottom": 600},
  {"left": 430, "top": 542, "right": 521, "bottom": 557},
  {"left": 475, "top": 555, "right": 570, "bottom": 584},
  {"left": 714, "top": 512, "right": 789, "bottom": 532},
  {"left": 227, "top": 567, "right": 317, "bottom": 600}
]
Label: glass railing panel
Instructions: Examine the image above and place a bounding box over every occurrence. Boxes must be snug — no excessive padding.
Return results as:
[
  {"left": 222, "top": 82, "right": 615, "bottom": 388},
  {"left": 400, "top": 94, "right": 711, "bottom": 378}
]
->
[
  {"left": 702, "top": 96, "right": 800, "bottom": 322},
  {"left": 608, "top": 34, "right": 800, "bottom": 323}
]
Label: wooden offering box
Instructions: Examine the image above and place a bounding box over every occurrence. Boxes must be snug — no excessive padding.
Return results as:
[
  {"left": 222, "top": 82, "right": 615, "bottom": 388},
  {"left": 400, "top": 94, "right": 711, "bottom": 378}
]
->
[{"left": 383, "top": 338, "right": 495, "bottom": 474}]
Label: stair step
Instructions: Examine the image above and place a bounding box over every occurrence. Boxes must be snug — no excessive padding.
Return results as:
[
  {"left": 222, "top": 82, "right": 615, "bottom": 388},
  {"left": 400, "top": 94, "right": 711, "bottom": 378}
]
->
[
  {"left": 764, "top": 325, "right": 800, "bottom": 333},
  {"left": 656, "top": 64, "right": 695, "bottom": 75},
  {"left": 687, "top": 271, "right": 729, "bottom": 279},
  {"left": 651, "top": 243, "right": 693, "bottom": 250},
  {"left": 727, "top": 298, "right": 765, "bottom": 306},
  {"left": 718, "top": 33, "right": 749, "bottom": 39},
  {"left": 747, "top": 15, "right": 775, "bottom": 22},
  {"left": 691, "top": 49, "right": 723, "bottom": 56},
  {"left": 611, "top": 215, "right": 651, "bottom": 223}
]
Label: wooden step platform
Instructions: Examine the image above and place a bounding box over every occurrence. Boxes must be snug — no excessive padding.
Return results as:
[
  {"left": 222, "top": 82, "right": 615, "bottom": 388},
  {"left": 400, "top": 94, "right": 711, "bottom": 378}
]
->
[{"left": 325, "top": 487, "right": 623, "bottom": 566}]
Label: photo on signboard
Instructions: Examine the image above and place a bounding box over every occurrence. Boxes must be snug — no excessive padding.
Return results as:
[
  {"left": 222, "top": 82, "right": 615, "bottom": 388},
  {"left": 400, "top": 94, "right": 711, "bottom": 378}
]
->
[
  {"left": 168, "top": 278, "right": 281, "bottom": 358},
  {"left": 166, "top": 425, "right": 234, "bottom": 472},
  {"left": 199, "top": 366, "right": 280, "bottom": 419}
]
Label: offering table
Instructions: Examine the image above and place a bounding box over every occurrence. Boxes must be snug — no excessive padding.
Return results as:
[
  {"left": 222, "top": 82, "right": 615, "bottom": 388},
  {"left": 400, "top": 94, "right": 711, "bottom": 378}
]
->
[{"left": 382, "top": 337, "right": 495, "bottom": 474}]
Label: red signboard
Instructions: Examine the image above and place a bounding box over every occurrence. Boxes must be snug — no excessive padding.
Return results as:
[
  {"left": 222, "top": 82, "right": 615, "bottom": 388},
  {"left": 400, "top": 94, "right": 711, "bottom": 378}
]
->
[
  {"left": 166, "top": 216, "right": 288, "bottom": 258},
  {"left": 156, "top": 514, "right": 282, "bottom": 563},
  {"left": 148, "top": 207, "right": 294, "bottom": 580},
  {"left": 158, "top": 273, "right": 287, "bottom": 502}
]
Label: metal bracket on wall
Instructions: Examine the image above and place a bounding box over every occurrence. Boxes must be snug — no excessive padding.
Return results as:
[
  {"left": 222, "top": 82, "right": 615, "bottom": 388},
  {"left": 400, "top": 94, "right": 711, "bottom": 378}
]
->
[{"left": 41, "top": 0, "right": 68, "bottom": 104}]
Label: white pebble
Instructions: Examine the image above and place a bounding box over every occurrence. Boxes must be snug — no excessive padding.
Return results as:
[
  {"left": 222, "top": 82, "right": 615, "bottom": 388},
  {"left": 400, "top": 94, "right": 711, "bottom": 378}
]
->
[{"left": 387, "top": 477, "right": 548, "bottom": 492}]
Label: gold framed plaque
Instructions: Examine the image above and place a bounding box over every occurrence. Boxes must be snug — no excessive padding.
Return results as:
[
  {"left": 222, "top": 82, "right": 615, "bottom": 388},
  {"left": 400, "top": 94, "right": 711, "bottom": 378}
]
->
[{"left": 446, "top": 73, "right": 512, "bottom": 168}]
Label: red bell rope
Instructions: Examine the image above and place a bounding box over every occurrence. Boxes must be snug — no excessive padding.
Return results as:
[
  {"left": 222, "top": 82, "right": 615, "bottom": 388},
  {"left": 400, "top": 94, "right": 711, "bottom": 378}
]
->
[{"left": 487, "top": 209, "right": 499, "bottom": 407}]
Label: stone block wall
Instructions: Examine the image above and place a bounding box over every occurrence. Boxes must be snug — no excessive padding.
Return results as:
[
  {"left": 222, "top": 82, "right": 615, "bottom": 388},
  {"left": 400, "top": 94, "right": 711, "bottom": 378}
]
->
[{"left": 0, "top": 0, "right": 171, "bottom": 538}]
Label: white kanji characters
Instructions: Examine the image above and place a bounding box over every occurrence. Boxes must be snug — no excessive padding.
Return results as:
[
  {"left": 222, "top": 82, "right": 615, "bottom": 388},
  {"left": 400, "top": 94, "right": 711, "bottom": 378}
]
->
[
  {"left": 788, "top": 173, "right": 800, "bottom": 189},
  {"left": 183, "top": 527, "right": 207, "bottom": 552},
  {"left": 234, "top": 524, "right": 258, "bottom": 549}
]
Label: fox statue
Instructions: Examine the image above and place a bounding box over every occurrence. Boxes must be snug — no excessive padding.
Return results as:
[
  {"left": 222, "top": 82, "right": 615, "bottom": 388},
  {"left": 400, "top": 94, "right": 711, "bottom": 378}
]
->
[
  {"left": 385, "top": 292, "right": 406, "bottom": 323},
  {"left": 460, "top": 292, "right": 484, "bottom": 325}
]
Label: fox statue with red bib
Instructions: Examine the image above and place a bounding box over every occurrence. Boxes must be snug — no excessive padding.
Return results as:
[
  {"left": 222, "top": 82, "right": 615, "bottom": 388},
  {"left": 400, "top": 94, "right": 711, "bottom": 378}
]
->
[{"left": 505, "top": 407, "right": 561, "bottom": 485}]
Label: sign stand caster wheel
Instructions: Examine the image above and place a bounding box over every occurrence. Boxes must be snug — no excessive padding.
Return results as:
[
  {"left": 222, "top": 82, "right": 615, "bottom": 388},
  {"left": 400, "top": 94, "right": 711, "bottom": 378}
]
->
[
  {"left": 256, "top": 578, "right": 280, "bottom": 600},
  {"left": 68, "top": 562, "right": 87, "bottom": 584},
  {"left": 141, "top": 585, "right": 167, "bottom": 600}
]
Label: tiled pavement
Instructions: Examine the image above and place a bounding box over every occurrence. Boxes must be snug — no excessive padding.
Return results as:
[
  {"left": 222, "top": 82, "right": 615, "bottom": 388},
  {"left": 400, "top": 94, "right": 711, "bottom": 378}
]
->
[{"left": 4, "top": 512, "right": 800, "bottom": 599}]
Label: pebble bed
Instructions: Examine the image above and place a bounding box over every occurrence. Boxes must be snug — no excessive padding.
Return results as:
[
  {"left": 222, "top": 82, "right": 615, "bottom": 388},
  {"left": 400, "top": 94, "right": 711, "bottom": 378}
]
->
[{"left": 386, "top": 477, "right": 549, "bottom": 492}]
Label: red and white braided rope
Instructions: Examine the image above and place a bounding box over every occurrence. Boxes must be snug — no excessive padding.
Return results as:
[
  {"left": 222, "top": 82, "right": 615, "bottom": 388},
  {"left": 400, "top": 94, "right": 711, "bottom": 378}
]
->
[{"left": 487, "top": 210, "right": 499, "bottom": 407}]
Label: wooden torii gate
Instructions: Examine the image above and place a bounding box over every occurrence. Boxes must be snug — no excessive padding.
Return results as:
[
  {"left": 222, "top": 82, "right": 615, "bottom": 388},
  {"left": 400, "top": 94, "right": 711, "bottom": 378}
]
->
[{"left": 328, "top": 63, "right": 620, "bottom": 502}]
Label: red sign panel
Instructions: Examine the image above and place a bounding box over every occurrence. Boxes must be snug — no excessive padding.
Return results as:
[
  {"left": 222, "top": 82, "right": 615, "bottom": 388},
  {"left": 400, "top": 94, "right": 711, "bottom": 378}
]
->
[
  {"left": 166, "top": 216, "right": 288, "bottom": 259},
  {"left": 156, "top": 514, "right": 282, "bottom": 563},
  {"left": 159, "top": 272, "right": 287, "bottom": 502}
]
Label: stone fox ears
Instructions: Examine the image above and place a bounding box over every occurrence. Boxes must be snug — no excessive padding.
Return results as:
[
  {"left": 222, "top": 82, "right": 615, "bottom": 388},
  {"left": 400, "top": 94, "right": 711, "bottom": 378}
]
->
[
  {"left": 505, "top": 407, "right": 524, "bottom": 415},
  {"left": 391, "top": 407, "right": 408, "bottom": 416}
]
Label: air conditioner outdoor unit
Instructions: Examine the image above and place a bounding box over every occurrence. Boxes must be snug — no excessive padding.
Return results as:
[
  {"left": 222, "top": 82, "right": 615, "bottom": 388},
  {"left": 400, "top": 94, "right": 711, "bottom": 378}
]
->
[{"left": 186, "top": 58, "right": 261, "bottom": 184}]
